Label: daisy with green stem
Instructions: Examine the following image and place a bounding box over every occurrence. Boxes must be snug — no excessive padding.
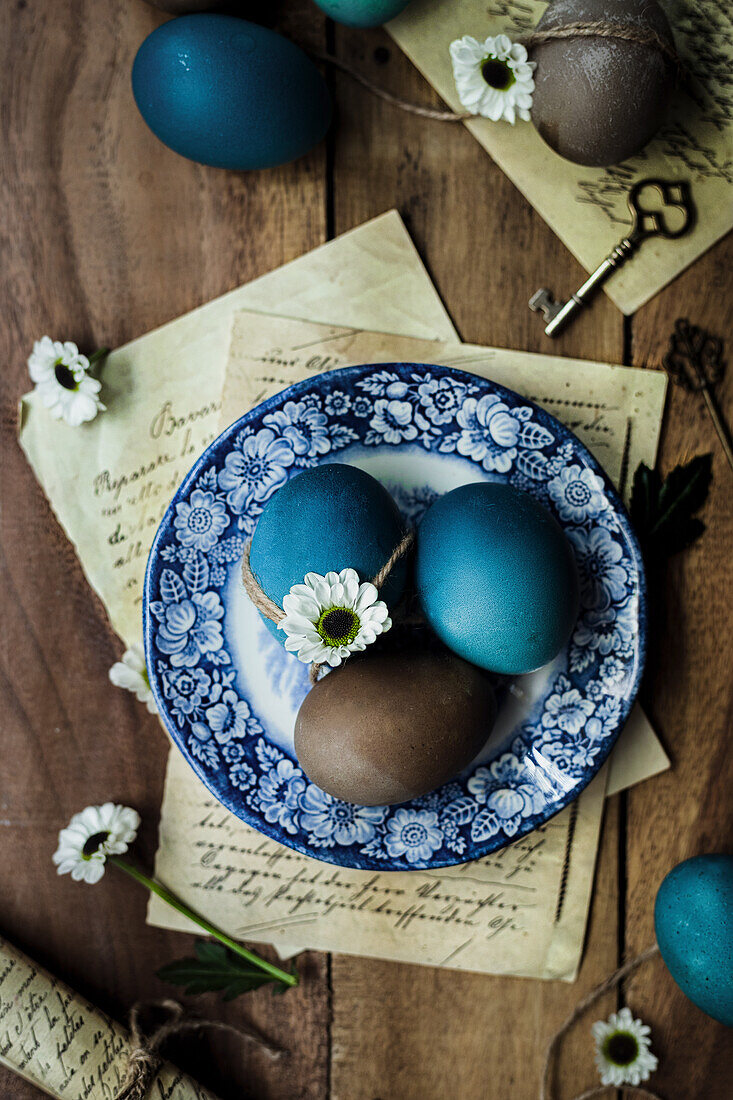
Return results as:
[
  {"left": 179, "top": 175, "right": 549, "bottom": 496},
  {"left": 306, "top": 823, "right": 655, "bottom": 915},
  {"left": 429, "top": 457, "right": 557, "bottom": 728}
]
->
[{"left": 52, "top": 802, "right": 298, "bottom": 991}]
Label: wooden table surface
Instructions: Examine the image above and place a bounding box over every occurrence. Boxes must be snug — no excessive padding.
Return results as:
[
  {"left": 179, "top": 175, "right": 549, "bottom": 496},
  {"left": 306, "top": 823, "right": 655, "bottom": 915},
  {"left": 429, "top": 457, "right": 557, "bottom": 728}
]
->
[{"left": 1, "top": 3, "right": 731, "bottom": 1098}]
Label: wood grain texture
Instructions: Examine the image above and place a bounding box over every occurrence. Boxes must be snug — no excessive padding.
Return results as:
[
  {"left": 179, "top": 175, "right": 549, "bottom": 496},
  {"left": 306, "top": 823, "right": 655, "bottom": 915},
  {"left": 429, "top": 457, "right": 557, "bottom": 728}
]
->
[
  {"left": 0, "top": 2, "right": 329, "bottom": 1098},
  {"left": 1, "top": 2, "right": 731, "bottom": 1099},
  {"left": 621, "top": 231, "right": 733, "bottom": 1100}
]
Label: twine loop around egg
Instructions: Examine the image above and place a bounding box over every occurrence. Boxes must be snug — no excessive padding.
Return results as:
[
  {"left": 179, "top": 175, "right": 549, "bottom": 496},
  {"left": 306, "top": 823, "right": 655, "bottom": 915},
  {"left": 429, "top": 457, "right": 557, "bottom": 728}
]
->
[
  {"left": 311, "top": 20, "right": 683, "bottom": 124},
  {"left": 520, "top": 20, "right": 682, "bottom": 71},
  {"left": 241, "top": 530, "right": 415, "bottom": 684}
]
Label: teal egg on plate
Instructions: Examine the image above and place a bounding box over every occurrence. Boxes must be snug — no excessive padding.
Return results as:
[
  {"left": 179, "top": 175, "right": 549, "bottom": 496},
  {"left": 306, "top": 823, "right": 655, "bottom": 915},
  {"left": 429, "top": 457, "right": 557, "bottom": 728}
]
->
[
  {"left": 249, "top": 463, "right": 408, "bottom": 644},
  {"left": 655, "top": 854, "right": 733, "bottom": 1027},
  {"left": 415, "top": 482, "right": 580, "bottom": 675},
  {"left": 131, "top": 15, "right": 332, "bottom": 170},
  {"left": 311, "top": 0, "right": 413, "bottom": 28}
]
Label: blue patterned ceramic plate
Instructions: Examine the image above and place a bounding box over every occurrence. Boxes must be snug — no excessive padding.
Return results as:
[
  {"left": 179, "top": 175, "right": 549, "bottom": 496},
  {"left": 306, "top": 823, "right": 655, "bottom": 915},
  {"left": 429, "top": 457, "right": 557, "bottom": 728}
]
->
[{"left": 144, "top": 363, "right": 646, "bottom": 870}]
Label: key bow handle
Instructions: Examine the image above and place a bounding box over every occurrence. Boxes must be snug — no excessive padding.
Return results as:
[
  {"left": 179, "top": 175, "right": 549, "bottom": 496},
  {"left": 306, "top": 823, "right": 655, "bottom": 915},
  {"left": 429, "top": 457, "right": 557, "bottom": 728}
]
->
[{"left": 628, "top": 179, "right": 695, "bottom": 240}]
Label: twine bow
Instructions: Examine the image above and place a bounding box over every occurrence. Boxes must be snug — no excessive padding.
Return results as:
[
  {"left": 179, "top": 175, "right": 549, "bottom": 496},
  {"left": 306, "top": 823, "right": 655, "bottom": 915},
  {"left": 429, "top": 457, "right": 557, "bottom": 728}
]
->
[
  {"left": 241, "top": 530, "right": 415, "bottom": 684},
  {"left": 115, "top": 999, "right": 284, "bottom": 1100}
]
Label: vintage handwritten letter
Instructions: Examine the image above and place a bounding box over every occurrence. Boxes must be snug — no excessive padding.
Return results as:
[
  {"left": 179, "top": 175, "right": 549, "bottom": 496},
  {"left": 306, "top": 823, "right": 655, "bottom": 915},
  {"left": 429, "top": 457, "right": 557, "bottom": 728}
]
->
[
  {"left": 151, "top": 752, "right": 607, "bottom": 981},
  {"left": 18, "top": 211, "right": 457, "bottom": 646},
  {"left": 219, "top": 315, "right": 670, "bottom": 793},
  {"left": 388, "top": 0, "right": 732, "bottom": 314},
  {"left": 18, "top": 213, "right": 665, "bottom": 986},
  {"left": 219, "top": 313, "right": 668, "bottom": 500},
  {"left": 0, "top": 936, "right": 217, "bottom": 1100},
  {"left": 146, "top": 314, "right": 668, "bottom": 980}
]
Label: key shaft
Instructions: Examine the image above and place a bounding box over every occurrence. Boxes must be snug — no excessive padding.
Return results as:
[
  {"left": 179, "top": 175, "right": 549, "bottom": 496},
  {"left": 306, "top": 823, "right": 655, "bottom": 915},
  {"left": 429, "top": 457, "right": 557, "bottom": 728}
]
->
[{"left": 543, "top": 235, "right": 638, "bottom": 337}]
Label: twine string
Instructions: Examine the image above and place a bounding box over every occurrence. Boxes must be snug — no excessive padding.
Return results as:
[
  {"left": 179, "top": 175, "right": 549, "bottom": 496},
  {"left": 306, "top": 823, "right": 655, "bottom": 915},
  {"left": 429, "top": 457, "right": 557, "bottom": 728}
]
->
[
  {"left": 311, "top": 22, "right": 681, "bottom": 123},
  {"left": 115, "top": 999, "right": 284, "bottom": 1100},
  {"left": 541, "top": 943, "right": 663, "bottom": 1100},
  {"left": 310, "top": 49, "right": 470, "bottom": 121},
  {"left": 241, "top": 530, "right": 415, "bottom": 684},
  {"left": 521, "top": 21, "right": 681, "bottom": 68}
]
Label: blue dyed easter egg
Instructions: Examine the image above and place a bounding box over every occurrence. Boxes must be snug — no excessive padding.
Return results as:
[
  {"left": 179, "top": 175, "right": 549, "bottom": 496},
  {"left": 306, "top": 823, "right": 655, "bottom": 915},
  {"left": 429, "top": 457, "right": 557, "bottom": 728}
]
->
[
  {"left": 249, "top": 463, "right": 407, "bottom": 643},
  {"left": 311, "top": 0, "right": 413, "bottom": 28},
  {"left": 415, "top": 483, "right": 579, "bottom": 675},
  {"left": 132, "top": 15, "right": 332, "bottom": 170},
  {"left": 655, "top": 854, "right": 733, "bottom": 1027}
]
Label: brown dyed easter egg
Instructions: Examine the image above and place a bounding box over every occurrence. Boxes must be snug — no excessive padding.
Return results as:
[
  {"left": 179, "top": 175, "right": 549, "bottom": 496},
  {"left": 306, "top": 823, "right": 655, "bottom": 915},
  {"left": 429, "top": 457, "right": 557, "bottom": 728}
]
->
[
  {"left": 294, "top": 646, "right": 496, "bottom": 806},
  {"left": 529, "top": 0, "right": 676, "bottom": 166}
]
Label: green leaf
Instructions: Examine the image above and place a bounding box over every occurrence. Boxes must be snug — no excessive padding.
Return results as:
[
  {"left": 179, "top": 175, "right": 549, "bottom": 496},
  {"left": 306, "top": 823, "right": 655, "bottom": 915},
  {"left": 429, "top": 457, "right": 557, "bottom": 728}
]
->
[
  {"left": 630, "top": 454, "right": 713, "bottom": 561},
  {"left": 157, "top": 940, "right": 294, "bottom": 1000}
]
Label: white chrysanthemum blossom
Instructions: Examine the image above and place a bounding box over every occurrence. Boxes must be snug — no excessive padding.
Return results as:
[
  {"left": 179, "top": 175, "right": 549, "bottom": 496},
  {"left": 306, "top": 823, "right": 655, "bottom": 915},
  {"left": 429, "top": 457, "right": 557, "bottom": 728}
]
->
[
  {"left": 592, "top": 1007, "right": 659, "bottom": 1087},
  {"left": 278, "top": 568, "right": 392, "bottom": 668},
  {"left": 28, "top": 336, "right": 105, "bottom": 426},
  {"left": 52, "top": 803, "right": 141, "bottom": 884},
  {"left": 109, "top": 643, "right": 157, "bottom": 714},
  {"left": 450, "top": 34, "right": 536, "bottom": 123}
]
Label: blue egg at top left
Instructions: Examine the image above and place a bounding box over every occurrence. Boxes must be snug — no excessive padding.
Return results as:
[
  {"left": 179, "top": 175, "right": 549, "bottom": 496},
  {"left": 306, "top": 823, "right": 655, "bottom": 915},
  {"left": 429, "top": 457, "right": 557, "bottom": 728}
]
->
[
  {"left": 131, "top": 15, "right": 332, "bottom": 170},
  {"left": 249, "top": 463, "right": 408, "bottom": 647}
]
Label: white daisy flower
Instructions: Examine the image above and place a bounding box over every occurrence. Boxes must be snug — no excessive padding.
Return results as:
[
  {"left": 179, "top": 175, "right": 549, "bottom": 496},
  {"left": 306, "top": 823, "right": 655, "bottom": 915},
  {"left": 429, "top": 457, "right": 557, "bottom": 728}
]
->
[
  {"left": 278, "top": 568, "right": 392, "bottom": 668},
  {"left": 52, "top": 803, "right": 141, "bottom": 884},
  {"left": 28, "top": 335, "right": 105, "bottom": 426},
  {"left": 592, "top": 1007, "right": 659, "bottom": 1087},
  {"left": 109, "top": 643, "right": 157, "bottom": 714},
  {"left": 449, "top": 34, "right": 536, "bottom": 123}
]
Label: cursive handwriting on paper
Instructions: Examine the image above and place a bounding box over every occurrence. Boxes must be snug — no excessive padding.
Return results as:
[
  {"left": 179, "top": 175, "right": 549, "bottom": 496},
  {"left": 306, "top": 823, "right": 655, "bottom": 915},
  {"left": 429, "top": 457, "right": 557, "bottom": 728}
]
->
[
  {"left": 91, "top": 397, "right": 221, "bottom": 611},
  {"left": 390, "top": 0, "right": 733, "bottom": 312},
  {"left": 151, "top": 750, "right": 608, "bottom": 979},
  {"left": 0, "top": 937, "right": 216, "bottom": 1100}
]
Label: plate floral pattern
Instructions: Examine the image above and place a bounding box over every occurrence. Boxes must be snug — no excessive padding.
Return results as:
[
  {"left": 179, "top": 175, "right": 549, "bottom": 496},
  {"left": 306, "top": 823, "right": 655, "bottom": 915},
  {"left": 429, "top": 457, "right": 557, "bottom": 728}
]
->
[{"left": 144, "top": 364, "right": 646, "bottom": 871}]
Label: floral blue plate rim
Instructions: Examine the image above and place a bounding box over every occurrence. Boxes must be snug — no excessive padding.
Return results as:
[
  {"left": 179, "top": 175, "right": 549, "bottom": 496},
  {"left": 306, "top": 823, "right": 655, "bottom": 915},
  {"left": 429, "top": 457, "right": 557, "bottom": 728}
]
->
[{"left": 144, "top": 362, "right": 646, "bottom": 871}]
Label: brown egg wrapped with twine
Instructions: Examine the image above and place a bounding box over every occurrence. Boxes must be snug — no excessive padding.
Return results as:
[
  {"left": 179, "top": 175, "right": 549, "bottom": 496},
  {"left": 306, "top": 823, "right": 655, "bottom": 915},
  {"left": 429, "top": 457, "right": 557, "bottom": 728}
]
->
[{"left": 528, "top": 0, "right": 678, "bottom": 167}]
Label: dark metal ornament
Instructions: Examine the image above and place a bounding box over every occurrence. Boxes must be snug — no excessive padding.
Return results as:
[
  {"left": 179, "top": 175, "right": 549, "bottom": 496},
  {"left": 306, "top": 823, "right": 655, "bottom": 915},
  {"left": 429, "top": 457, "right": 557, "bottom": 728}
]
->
[{"left": 663, "top": 319, "right": 733, "bottom": 472}]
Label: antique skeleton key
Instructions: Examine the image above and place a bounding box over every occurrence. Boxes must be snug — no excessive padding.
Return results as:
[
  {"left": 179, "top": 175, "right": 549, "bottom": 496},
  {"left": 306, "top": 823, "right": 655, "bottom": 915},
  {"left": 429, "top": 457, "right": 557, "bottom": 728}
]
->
[{"left": 529, "top": 179, "right": 695, "bottom": 337}]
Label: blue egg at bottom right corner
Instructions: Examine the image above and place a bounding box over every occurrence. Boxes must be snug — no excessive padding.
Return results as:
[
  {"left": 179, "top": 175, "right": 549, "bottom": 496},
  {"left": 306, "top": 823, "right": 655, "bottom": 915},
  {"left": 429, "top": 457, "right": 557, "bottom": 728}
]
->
[{"left": 654, "top": 854, "right": 733, "bottom": 1027}]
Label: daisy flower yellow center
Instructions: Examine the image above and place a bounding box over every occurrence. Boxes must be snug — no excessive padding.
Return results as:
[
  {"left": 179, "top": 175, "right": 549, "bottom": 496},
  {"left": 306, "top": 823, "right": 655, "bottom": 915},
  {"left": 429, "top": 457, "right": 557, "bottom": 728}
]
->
[
  {"left": 82, "top": 831, "right": 110, "bottom": 859},
  {"left": 603, "top": 1032, "right": 639, "bottom": 1067},
  {"left": 317, "top": 606, "right": 361, "bottom": 647},
  {"left": 481, "top": 57, "right": 514, "bottom": 91}
]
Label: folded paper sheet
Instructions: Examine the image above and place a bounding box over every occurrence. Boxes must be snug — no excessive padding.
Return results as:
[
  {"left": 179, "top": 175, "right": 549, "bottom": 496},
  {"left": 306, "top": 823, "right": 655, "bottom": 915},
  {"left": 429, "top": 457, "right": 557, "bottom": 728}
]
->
[
  {"left": 146, "top": 313, "right": 668, "bottom": 980},
  {"left": 18, "top": 212, "right": 456, "bottom": 646},
  {"left": 0, "top": 936, "right": 218, "bottom": 1100},
  {"left": 18, "top": 212, "right": 666, "bottom": 983},
  {"left": 388, "top": 0, "right": 732, "bottom": 314}
]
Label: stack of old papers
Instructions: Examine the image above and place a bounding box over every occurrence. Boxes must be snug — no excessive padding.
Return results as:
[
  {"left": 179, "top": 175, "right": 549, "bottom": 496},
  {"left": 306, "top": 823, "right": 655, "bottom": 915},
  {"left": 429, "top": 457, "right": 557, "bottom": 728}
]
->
[{"left": 19, "top": 211, "right": 668, "bottom": 982}]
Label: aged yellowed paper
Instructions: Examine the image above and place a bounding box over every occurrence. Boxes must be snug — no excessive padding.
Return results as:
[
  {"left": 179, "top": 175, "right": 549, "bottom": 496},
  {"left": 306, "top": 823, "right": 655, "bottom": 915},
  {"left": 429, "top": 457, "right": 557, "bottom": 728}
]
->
[
  {"left": 0, "top": 936, "right": 217, "bottom": 1100},
  {"left": 151, "top": 752, "right": 607, "bottom": 981},
  {"left": 219, "top": 313, "right": 668, "bottom": 501},
  {"left": 18, "top": 211, "right": 457, "bottom": 646},
  {"left": 146, "top": 313, "right": 667, "bottom": 981},
  {"left": 388, "top": 0, "right": 732, "bottom": 314},
  {"left": 17, "top": 215, "right": 664, "bottom": 983}
]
